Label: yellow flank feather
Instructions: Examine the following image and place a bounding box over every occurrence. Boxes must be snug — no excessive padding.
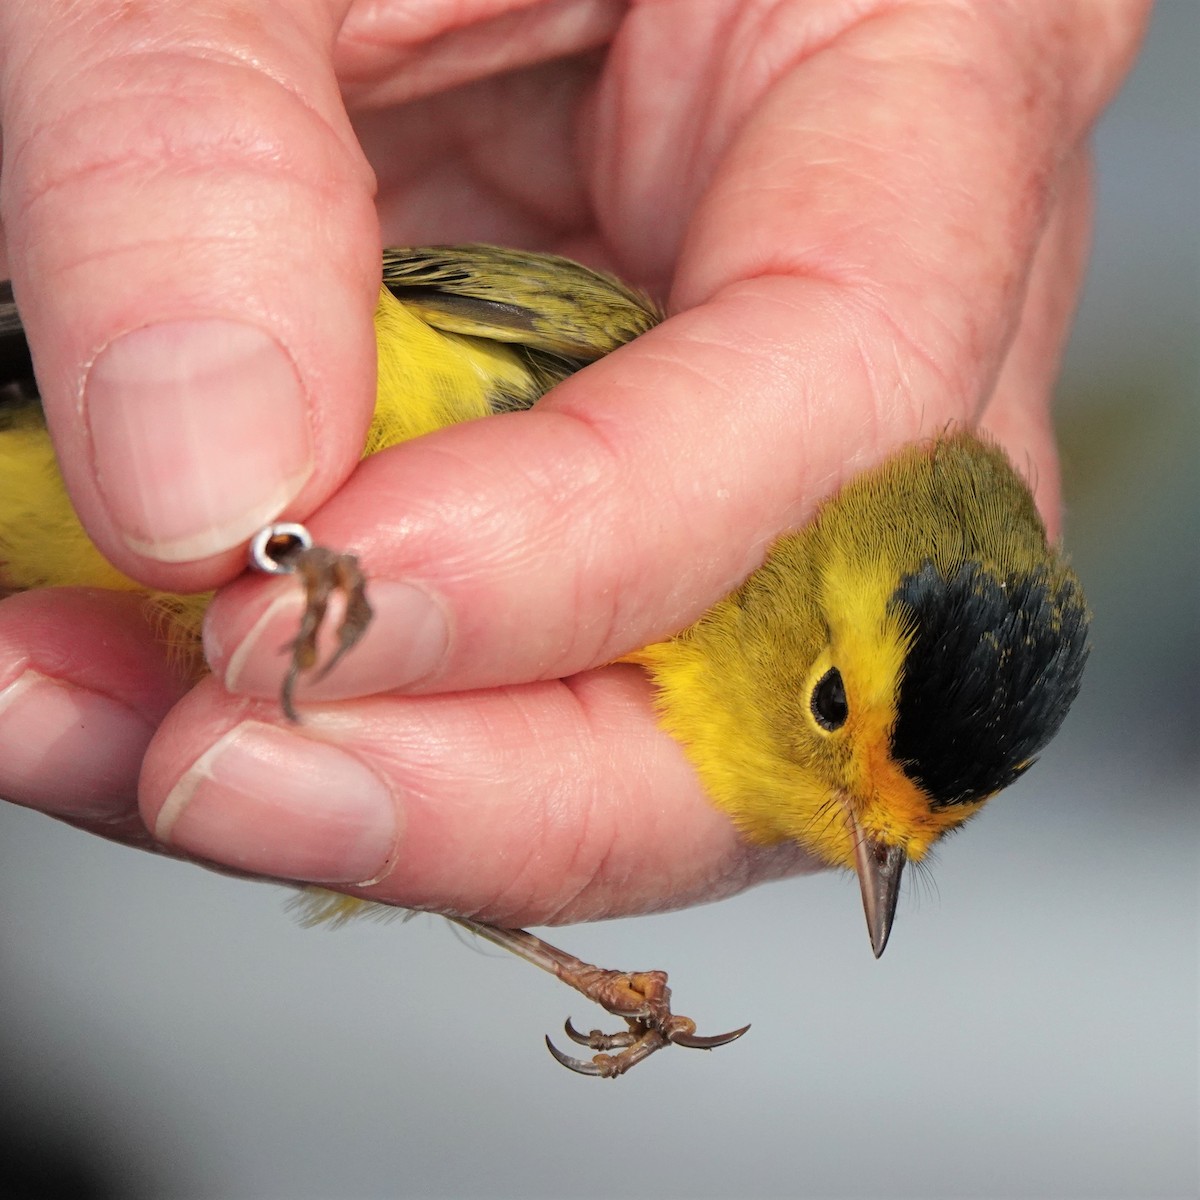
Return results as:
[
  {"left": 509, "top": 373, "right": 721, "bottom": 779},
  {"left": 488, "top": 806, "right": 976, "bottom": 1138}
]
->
[
  {"left": 369, "top": 286, "right": 535, "bottom": 446},
  {"left": 0, "top": 403, "right": 136, "bottom": 595}
]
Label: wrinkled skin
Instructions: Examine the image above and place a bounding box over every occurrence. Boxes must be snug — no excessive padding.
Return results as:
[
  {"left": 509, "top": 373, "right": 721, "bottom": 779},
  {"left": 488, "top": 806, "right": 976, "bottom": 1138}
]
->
[{"left": 0, "top": 0, "right": 1148, "bottom": 925}]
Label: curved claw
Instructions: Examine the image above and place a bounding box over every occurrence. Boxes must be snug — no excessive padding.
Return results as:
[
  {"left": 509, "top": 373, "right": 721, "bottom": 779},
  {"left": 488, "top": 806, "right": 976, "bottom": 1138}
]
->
[
  {"left": 561, "top": 1018, "right": 638, "bottom": 1051},
  {"left": 309, "top": 613, "right": 370, "bottom": 684},
  {"left": 563, "top": 1017, "right": 594, "bottom": 1047},
  {"left": 254, "top": 541, "right": 373, "bottom": 723},
  {"left": 544, "top": 1035, "right": 607, "bottom": 1077},
  {"left": 671, "top": 1023, "right": 752, "bottom": 1050}
]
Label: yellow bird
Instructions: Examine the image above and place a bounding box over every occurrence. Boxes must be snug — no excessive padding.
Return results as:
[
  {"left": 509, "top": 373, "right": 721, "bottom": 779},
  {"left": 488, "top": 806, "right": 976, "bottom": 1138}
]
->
[{"left": 0, "top": 246, "right": 1089, "bottom": 1077}]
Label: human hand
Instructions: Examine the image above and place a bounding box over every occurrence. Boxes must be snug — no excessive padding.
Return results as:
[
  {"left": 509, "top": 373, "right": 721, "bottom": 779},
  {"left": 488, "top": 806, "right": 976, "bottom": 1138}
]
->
[{"left": 0, "top": 1, "right": 1148, "bottom": 924}]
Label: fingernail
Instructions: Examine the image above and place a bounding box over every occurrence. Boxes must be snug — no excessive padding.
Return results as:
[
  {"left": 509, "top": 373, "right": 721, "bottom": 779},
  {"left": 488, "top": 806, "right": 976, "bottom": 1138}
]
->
[
  {"left": 155, "top": 721, "right": 398, "bottom": 884},
  {"left": 85, "top": 320, "right": 314, "bottom": 562},
  {"left": 0, "top": 670, "right": 153, "bottom": 820},
  {"left": 218, "top": 580, "right": 449, "bottom": 700}
]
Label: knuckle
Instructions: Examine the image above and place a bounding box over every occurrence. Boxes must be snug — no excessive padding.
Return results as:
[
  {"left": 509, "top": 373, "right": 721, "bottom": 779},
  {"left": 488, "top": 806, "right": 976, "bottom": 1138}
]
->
[{"left": 6, "top": 46, "right": 366, "bottom": 248}]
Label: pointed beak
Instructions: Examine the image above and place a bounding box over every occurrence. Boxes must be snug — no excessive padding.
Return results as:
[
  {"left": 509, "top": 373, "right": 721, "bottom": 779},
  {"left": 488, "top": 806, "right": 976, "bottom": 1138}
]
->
[{"left": 851, "top": 818, "right": 907, "bottom": 959}]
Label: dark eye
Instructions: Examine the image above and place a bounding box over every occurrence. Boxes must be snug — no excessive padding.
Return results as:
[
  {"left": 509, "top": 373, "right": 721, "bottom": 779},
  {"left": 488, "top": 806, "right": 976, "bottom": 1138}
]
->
[{"left": 811, "top": 667, "right": 848, "bottom": 731}]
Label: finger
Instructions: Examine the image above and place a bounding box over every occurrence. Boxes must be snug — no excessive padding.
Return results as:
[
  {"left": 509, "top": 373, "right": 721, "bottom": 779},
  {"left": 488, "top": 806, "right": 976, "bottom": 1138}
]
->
[
  {"left": 139, "top": 668, "right": 818, "bottom": 926},
  {"left": 358, "top": 57, "right": 598, "bottom": 250},
  {"left": 0, "top": 0, "right": 378, "bottom": 593},
  {"left": 0, "top": 588, "right": 186, "bottom": 826},
  {"left": 591, "top": 2, "right": 1148, "bottom": 294},
  {"left": 979, "top": 150, "right": 1096, "bottom": 539},
  {"left": 205, "top": 5, "right": 1127, "bottom": 705},
  {"left": 334, "top": 0, "right": 621, "bottom": 110}
]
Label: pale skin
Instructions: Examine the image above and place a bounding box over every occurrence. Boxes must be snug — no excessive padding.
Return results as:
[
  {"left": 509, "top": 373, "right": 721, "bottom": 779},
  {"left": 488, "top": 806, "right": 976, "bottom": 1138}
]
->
[{"left": 0, "top": 1, "right": 1149, "bottom": 927}]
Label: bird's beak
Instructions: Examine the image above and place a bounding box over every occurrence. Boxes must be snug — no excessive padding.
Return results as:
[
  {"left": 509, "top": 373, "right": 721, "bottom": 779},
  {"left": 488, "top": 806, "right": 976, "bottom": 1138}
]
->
[{"left": 850, "top": 816, "right": 906, "bottom": 959}]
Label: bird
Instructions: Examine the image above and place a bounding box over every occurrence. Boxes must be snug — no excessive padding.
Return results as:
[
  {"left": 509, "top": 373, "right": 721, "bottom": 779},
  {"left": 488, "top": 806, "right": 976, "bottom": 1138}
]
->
[{"left": 0, "top": 245, "right": 1090, "bottom": 1077}]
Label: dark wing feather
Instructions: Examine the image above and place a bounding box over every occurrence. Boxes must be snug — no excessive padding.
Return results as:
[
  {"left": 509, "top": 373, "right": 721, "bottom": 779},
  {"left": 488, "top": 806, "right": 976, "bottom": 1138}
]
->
[
  {"left": 0, "top": 281, "right": 38, "bottom": 407},
  {"left": 382, "top": 245, "right": 661, "bottom": 401}
]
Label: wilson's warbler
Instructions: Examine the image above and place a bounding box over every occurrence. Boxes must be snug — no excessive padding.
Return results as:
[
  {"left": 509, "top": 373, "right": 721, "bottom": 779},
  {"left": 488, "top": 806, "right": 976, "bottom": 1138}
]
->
[{"left": 0, "top": 246, "right": 1090, "bottom": 1077}]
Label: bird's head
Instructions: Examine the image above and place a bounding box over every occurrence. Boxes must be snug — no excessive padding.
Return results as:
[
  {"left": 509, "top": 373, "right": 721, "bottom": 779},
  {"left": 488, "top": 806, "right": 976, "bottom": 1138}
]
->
[
  {"left": 796, "top": 541, "right": 1090, "bottom": 956},
  {"left": 645, "top": 435, "right": 1092, "bottom": 958}
]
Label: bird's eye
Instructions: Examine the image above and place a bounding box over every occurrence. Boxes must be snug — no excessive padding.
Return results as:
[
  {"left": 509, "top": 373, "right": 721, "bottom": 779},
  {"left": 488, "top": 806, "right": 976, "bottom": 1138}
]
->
[{"left": 811, "top": 667, "right": 849, "bottom": 731}]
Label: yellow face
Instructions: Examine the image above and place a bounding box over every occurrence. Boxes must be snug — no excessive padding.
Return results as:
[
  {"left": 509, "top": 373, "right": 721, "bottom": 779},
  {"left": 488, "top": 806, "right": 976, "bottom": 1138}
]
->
[
  {"left": 785, "top": 549, "right": 985, "bottom": 870},
  {"left": 794, "top": 644, "right": 986, "bottom": 871}
]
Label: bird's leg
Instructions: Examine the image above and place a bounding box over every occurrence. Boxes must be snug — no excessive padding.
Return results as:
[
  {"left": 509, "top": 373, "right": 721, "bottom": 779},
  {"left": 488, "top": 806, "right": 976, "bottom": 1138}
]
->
[
  {"left": 247, "top": 523, "right": 374, "bottom": 721},
  {"left": 446, "top": 917, "right": 749, "bottom": 1078}
]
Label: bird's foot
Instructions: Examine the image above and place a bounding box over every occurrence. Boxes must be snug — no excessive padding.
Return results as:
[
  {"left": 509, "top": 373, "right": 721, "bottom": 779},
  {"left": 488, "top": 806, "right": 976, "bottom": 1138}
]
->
[
  {"left": 448, "top": 920, "right": 748, "bottom": 1078},
  {"left": 247, "top": 523, "right": 374, "bottom": 721},
  {"left": 544, "top": 967, "right": 750, "bottom": 1078}
]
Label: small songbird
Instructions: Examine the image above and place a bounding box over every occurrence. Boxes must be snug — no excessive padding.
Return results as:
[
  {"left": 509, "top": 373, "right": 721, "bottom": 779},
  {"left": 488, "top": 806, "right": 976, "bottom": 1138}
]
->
[{"left": 0, "top": 246, "right": 1089, "bottom": 1077}]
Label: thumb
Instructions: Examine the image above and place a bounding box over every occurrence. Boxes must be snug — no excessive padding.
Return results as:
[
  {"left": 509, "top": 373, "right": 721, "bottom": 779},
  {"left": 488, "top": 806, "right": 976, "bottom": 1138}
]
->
[{"left": 0, "top": 0, "right": 379, "bottom": 592}]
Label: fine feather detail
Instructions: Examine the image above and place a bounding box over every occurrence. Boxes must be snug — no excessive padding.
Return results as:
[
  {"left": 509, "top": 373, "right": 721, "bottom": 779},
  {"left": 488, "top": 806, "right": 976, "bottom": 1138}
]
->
[{"left": 288, "top": 888, "right": 417, "bottom": 929}]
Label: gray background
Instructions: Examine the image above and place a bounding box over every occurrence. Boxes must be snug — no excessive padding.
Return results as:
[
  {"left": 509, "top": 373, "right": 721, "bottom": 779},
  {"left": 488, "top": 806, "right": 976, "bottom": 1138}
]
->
[{"left": 1, "top": 4, "right": 1196, "bottom": 1198}]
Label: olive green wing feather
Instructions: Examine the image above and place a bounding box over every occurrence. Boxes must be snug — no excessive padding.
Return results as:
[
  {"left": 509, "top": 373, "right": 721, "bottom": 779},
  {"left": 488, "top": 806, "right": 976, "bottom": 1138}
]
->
[{"left": 381, "top": 245, "right": 662, "bottom": 398}]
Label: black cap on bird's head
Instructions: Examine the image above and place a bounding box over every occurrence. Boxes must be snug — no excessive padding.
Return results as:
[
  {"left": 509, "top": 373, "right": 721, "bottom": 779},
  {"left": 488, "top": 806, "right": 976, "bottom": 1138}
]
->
[
  {"left": 889, "top": 559, "right": 1091, "bottom": 809},
  {"left": 850, "top": 557, "right": 1090, "bottom": 960}
]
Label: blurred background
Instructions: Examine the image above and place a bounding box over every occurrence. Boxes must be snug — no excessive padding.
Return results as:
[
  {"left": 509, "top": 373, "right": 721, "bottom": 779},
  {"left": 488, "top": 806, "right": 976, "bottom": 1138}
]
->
[{"left": 1, "top": 5, "right": 1195, "bottom": 1199}]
